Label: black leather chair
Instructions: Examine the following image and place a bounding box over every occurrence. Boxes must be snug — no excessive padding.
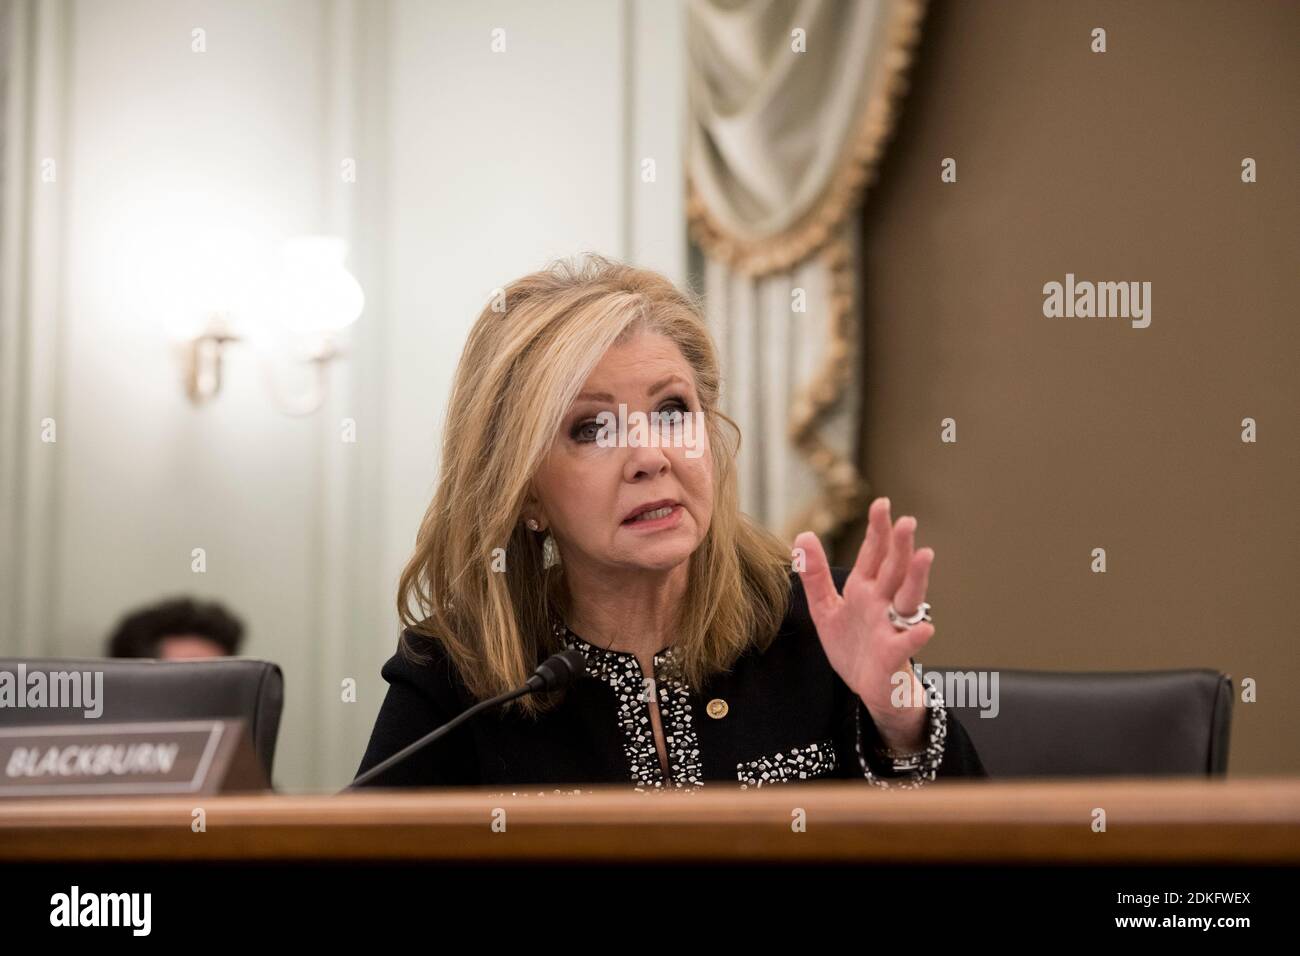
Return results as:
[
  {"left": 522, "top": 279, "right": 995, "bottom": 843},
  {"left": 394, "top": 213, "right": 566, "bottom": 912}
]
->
[
  {"left": 926, "top": 666, "right": 1232, "bottom": 777},
  {"left": 0, "top": 657, "right": 284, "bottom": 780}
]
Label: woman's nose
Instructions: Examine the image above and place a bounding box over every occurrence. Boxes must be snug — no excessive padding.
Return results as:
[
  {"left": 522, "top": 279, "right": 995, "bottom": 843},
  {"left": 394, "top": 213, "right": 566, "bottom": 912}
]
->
[{"left": 622, "top": 442, "right": 671, "bottom": 482}]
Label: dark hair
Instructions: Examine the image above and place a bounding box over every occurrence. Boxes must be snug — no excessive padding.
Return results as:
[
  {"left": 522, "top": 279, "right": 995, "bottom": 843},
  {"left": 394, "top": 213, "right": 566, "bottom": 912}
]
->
[{"left": 107, "top": 597, "right": 245, "bottom": 658}]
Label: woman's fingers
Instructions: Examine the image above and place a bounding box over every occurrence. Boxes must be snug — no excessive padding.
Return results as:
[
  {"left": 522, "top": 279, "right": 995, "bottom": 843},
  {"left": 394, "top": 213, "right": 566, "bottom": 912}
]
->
[
  {"left": 891, "top": 547, "right": 933, "bottom": 618},
  {"left": 900, "top": 620, "right": 935, "bottom": 657},
  {"left": 851, "top": 497, "right": 892, "bottom": 584},
  {"left": 793, "top": 530, "right": 840, "bottom": 619},
  {"left": 876, "top": 515, "right": 916, "bottom": 600}
]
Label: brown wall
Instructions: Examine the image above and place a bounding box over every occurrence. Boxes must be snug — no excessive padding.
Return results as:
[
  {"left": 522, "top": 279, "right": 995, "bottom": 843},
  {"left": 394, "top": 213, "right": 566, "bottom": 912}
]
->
[{"left": 850, "top": 0, "right": 1299, "bottom": 773}]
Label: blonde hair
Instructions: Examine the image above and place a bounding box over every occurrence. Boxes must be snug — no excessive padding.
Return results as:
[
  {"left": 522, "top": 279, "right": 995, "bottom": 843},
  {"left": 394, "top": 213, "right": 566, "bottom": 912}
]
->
[{"left": 396, "top": 254, "right": 792, "bottom": 715}]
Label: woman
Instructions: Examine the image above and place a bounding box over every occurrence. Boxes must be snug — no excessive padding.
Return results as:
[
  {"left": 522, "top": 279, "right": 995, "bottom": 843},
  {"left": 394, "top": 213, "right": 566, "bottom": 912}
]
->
[{"left": 355, "top": 254, "right": 986, "bottom": 792}]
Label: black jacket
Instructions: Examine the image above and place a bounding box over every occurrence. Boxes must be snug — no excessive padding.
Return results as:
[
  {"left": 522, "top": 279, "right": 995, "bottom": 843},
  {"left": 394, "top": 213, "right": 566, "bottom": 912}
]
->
[{"left": 355, "top": 568, "right": 987, "bottom": 791}]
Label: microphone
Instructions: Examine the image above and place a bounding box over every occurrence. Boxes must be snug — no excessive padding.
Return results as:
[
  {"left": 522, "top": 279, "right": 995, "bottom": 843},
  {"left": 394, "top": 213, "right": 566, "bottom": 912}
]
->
[
  {"left": 524, "top": 647, "right": 587, "bottom": 693},
  {"left": 345, "top": 647, "right": 587, "bottom": 790}
]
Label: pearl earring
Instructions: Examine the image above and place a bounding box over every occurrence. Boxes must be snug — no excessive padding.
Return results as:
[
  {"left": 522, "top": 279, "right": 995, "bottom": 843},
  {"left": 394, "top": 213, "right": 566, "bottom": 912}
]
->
[{"left": 526, "top": 518, "right": 540, "bottom": 531}]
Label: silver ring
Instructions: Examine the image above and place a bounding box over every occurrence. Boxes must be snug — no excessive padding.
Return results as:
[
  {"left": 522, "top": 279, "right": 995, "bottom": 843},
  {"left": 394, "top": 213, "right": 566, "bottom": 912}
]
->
[{"left": 887, "top": 601, "right": 932, "bottom": 631}]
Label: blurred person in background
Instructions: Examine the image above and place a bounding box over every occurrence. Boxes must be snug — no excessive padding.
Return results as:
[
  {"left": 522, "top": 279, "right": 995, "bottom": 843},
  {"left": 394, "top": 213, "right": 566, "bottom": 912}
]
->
[{"left": 106, "top": 597, "right": 245, "bottom": 660}]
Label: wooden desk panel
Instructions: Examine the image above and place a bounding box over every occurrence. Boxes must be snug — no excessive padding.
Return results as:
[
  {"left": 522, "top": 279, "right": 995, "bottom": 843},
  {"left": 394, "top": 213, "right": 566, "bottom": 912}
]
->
[{"left": 2, "top": 777, "right": 1297, "bottom": 864}]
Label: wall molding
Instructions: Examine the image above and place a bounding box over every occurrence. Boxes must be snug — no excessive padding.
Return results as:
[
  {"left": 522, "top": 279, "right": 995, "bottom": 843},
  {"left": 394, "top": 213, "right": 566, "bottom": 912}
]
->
[
  {"left": 313, "top": 0, "right": 393, "bottom": 789},
  {"left": 0, "top": 0, "right": 71, "bottom": 657}
]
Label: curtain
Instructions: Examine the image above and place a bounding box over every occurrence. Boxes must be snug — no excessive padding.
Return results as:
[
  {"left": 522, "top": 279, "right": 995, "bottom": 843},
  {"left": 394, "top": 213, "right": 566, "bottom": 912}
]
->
[{"left": 686, "top": 0, "right": 926, "bottom": 542}]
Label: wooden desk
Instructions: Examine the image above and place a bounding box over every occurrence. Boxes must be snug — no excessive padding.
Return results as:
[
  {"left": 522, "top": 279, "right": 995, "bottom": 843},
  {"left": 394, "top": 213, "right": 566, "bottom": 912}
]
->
[{"left": 2, "top": 777, "right": 1298, "bottom": 864}]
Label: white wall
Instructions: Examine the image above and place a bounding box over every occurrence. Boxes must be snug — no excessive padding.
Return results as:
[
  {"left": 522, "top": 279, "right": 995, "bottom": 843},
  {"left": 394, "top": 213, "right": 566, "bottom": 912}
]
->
[{"left": 0, "top": 0, "right": 685, "bottom": 792}]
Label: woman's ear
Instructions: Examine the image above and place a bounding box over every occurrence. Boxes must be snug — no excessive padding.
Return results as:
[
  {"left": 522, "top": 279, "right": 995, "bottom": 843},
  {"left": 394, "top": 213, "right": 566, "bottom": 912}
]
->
[{"left": 520, "top": 486, "right": 545, "bottom": 528}]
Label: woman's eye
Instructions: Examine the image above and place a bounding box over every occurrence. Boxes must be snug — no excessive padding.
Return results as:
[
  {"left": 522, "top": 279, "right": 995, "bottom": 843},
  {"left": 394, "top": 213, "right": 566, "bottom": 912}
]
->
[
  {"left": 658, "top": 398, "right": 689, "bottom": 423},
  {"left": 569, "top": 398, "right": 691, "bottom": 444},
  {"left": 571, "top": 419, "right": 602, "bottom": 443}
]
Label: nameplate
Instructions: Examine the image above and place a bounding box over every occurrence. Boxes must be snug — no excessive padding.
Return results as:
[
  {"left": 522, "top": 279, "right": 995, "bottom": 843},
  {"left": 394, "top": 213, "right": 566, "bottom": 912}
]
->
[{"left": 0, "top": 719, "right": 268, "bottom": 797}]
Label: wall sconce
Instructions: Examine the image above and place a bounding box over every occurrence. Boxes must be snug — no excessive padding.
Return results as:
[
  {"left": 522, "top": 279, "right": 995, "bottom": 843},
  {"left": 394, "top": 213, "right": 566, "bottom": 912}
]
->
[{"left": 179, "top": 236, "right": 365, "bottom": 415}]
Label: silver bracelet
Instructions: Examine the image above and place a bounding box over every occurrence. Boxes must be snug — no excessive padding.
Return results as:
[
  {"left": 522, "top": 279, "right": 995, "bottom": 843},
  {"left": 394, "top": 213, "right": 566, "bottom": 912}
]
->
[{"left": 855, "top": 686, "right": 948, "bottom": 790}]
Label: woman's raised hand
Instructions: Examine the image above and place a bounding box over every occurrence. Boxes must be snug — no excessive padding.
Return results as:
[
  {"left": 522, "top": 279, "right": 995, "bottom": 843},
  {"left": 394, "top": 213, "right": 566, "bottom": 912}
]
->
[{"left": 794, "top": 497, "right": 934, "bottom": 748}]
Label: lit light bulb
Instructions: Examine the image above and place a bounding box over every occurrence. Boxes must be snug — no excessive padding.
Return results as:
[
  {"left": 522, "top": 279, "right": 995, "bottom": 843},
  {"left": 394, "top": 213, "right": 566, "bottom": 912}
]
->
[{"left": 265, "top": 236, "right": 365, "bottom": 336}]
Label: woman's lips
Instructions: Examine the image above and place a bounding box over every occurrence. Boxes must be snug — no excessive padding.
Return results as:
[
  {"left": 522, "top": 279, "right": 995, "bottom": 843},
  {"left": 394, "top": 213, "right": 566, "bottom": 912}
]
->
[{"left": 621, "top": 503, "right": 683, "bottom": 530}]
